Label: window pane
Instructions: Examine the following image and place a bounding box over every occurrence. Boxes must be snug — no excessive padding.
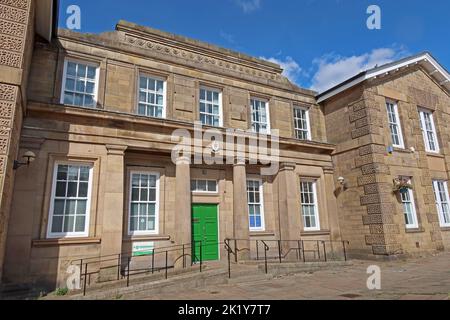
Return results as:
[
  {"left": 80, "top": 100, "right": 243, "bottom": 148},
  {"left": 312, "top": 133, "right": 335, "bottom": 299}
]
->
[
  {"left": 131, "top": 188, "right": 139, "bottom": 201},
  {"left": 65, "top": 78, "right": 75, "bottom": 91},
  {"left": 56, "top": 182, "right": 66, "bottom": 197},
  {"left": 156, "top": 81, "right": 164, "bottom": 93},
  {"left": 76, "top": 200, "right": 87, "bottom": 215},
  {"left": 51, "top": 216, "right": 63, "bottom": 233},
  {"left": 64, "top": 92, "right": 74, "bottom": 105},
  {"left": 76, "top": 80, "right": 85, "bottom": 92},
  {"left": 86, "top": 81, "right": 95, "bottom": 94},
  {"left": 87, "top": 66, "right": 96, "bottom": 79},
  {"left": 78, "top": 182, "right": 88, "bottom": 197},
  {"left": 74, "top": 93, "right": 83, "bottom": 106},
  {"left": 140, "top": 188, "right": 148, "bottom": 201},
  {"left": 149, "top": 189, "right": 156, "bottom": 202},
  {"left": 75, "top": 216, "right": 86, "bottom": 232},
  {"left": 54, "top": 200, "right": 65, "bottom": 215},
  {"left": 67, "top": 182, "right": 77, "bottom": 197},
  {"left": 65, "top": 200, "right": 76, "bottom": 214},
  {"left": 207, "top": 180, "right": 217, "bottom": 192},
  {"left": 198, "top": 180, "right": 207, "bottom": 191},
  {"left": 64, "top": 215, "right": 75, "bottom": 232},
  {"left": 76, "top": 65, "right": 86, "bottom": 78},
  {"left": 67, "top": 62, "right": 76, "bottom": 76}
]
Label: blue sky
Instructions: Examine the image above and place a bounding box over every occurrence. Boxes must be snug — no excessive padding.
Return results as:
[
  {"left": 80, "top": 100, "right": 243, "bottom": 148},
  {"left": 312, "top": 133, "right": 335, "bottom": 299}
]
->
[{"left": 58, "top": 0, "right": 450, "bottom": 92}]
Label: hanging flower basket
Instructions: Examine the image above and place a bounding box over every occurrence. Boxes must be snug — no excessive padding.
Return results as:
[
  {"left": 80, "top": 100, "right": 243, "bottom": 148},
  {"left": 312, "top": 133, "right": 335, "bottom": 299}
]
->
[{"left": 392, "top": 177, "right": 413, "bottom": 193}]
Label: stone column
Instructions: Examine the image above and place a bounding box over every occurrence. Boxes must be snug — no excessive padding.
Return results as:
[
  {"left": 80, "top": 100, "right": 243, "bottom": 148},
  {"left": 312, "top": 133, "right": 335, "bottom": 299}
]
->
[
  {"left": 277, "top": 163, "right": 301, "bottom": 241},
  {"left": 323, "top": 167, "right": 342, "bottom": 241},
  {"left": 277, "top": 162, "right": 302, "bottom": 259},
  {"left": 99, "top": 145, "right": 127, "bottom": 281},
  {"left": 174, "top": 156, "right": 191, "bottom": 247},
  {"left": 233, "top": 160, "right": 249, "bottom": 259}
]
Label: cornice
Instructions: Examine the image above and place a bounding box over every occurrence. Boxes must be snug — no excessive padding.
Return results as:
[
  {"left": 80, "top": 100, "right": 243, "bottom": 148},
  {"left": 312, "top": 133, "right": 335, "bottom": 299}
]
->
[{"left": 26, "top": 101, "right": 336, "bottom": 155}]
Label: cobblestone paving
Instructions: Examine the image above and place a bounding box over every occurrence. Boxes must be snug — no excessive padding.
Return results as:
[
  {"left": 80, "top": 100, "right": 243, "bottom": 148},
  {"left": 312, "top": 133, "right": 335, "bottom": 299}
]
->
[{"left": 141, "top": 252, "right": 450, "bottom": 300}]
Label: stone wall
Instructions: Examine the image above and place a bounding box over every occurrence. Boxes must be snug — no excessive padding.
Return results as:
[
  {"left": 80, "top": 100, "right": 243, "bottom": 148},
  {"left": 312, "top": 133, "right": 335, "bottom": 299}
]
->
[
  {"left": 0, "top": 0, "right": 34, "bottom": 282},
  {"left": 324, "top": 67, "right": 450, "bottom": 258}
]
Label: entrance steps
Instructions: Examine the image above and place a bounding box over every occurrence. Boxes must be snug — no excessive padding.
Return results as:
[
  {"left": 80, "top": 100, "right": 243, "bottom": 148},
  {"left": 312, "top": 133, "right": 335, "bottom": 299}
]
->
[{"left": 41, "top": 260, "right": 352, "bottom": 300}]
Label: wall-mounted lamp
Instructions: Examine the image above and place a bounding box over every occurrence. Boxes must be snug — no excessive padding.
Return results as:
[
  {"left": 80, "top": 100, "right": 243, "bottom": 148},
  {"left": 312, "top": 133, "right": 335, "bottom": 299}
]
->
[
  {"left": 337, "top": 176, "right": 348, "bottom": 190},
  {"left": 13, "top": 151, "right": 36, "bottom": 170}
]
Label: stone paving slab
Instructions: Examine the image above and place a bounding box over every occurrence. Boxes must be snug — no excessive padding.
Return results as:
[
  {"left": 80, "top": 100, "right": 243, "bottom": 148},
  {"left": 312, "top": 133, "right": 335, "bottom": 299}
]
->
[{"left": 137, "top": 252, "right": 450, "bottom": 300}]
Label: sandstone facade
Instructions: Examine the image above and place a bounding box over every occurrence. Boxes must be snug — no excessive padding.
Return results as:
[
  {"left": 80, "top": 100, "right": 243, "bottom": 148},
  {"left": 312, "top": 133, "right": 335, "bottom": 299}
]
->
[{"left": 0, "top": 1, "right": 449, "bottom": 289}]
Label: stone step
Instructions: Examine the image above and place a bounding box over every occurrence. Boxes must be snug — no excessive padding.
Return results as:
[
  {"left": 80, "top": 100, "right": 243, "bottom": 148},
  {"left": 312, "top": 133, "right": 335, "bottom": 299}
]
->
[{"left": 42, "top": 260, "right": 352, "bottom": 300}]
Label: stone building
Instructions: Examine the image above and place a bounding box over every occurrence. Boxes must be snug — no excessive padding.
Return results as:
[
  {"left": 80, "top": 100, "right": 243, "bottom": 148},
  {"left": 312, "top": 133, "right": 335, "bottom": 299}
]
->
[{"left": 0, "top": 0, "right": 449, "bottom": 289}]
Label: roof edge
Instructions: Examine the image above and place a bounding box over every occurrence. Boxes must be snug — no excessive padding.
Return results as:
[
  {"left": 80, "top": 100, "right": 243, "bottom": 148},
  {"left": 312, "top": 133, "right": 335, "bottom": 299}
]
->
[{"left": 317, "top": 52, "right": 450, "bottom": 103}]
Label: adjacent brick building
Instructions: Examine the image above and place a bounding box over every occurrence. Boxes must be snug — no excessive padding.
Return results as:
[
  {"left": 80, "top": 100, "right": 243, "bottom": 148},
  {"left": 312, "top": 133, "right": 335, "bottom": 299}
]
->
[{"left": 0, "top": 0, "right": 449, "bottom": 289}]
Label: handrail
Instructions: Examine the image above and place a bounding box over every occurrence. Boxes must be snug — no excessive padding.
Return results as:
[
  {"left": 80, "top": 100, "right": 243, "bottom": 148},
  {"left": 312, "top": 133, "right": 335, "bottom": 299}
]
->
[
  {"left": 77, "top": 240, "right": 226, "bottom": 296},
  {"left": 74, "top": 238, "right": 350, "bottom": 296}
]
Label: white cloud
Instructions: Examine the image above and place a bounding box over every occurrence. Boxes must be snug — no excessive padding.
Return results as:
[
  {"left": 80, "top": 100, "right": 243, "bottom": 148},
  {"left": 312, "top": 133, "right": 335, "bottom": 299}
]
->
[
  {"left": 220, "top": 30, "right": 235, "bottom": 44},
  {"left": 260, "top": 56, "right": 303, "bottom": 84},
  {"left": 310, "top": 47, "right": 409, "bottom": 93},
  {"left": 235, "top": 0, "right": 261, "bottom": 13}
]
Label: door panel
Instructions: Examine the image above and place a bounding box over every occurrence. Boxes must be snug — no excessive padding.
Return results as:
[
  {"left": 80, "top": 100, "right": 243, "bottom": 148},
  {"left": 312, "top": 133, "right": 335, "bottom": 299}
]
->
[{"left": 192, "top": 204, "right": 219, "bottom": 262}]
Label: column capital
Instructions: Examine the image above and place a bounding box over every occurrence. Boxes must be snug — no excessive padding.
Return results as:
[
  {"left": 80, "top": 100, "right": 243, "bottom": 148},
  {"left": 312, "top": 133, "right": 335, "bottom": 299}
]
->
[
  {"left": 105, "top": 145, "right": 127, "bottom": 155},
  {"left": 233, "top": 159, "right": 246, "bottom": 167},
  {"left": 279, "top": 162, "right": 296, "bottom": 172},
  {"left": 323, "top": 166, "right": 335, "bottom": 175},
  {"left": 175, "top": 155, "right": 191, "bottom": 165}
]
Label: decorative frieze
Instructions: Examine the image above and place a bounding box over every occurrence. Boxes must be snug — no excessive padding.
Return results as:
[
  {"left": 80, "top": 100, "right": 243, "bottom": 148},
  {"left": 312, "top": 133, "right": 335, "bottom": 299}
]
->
[
  {"left": 0, "top": 84, "right": 17, "bottom": 101},
  {"left": 362, "top": 214, "right": 395, "bottom": 225},
  {"left": 0, "top": 101, "right": 13, "bottom": 119},
  {"left": 0, "top": 0, "right": 29, "bottom": 10},
  {"left": 366, "top": 203, "right": 395, "bottom": 215},
  {"left": 0, "top": 155, "right": 5, "bottom": 173},
  {"left": 361, "top": 163, "right": 390, "bottom": 175},
  {"left": 0, "top": 34, "right": 24, "bottom": 52},
  {"left": 359, "top": 144, "right": 386, "bottom": 156},
  {"left": 0, "top": 4, "right": 28, "bottom": 24},
  {"left": 0, "top": 136, "right": 8, "bottom": 154},
  {"left": 0, "top": 49, "right": 21, "bottom": 68},
  {"left": 0, "top": 19, "right": 25, "bottom": 37},
  {"left": 124, "top": 35, "right": 285, "bottom": 84}
]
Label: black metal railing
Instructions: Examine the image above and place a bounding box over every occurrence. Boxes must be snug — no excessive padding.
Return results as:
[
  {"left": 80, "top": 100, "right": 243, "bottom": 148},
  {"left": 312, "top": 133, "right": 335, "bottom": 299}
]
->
[
  {"left": 69, "top": 238, "right": 349, "bottom": 296},
  {"left": 70, "top": 241, "right": 226, "bottom": 296},
  {"left": 226, "top": 238, "right": 350, "bottom": 274}
]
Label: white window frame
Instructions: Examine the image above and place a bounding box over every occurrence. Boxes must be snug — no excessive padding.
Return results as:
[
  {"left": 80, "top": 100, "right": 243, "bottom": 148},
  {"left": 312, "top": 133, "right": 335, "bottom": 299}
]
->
[
  {"left": 300, "top": 179, "right": 320, "bottom": 231},
  {"left": 432, "top": 180, "right": 450, "bottom": 228},
  {"left": 293, "top": 106, "right": 311, "bottom": 140},
  {"left": 128, "top": 171, "right": 160, "bottom": 236},
  {"left": 246, "top": 178, "right": 266, "bottom": 232},
  {"left": 250, "top": 98, "right": 271, "bottom": 134},
  {"left": 386, "top": 100, "right": 405, "bottom": 149},
  {"left": 191, "top": 179, "right": 218, "bottom": 194},
  {"left": 137, "top": 73, "right": 167, "bottom": 119},
  {"left": 419, "top": 108, "right": 440, "bottom": 153},
  {"left": 47, "top": 162, "right": 94, "bottom": 239},
  {"left": 60, "top": 58, "right": 100, "bottom": 108},
  {"left": 399, "top": 179, "right": 419, "bottom": 229},
  {"left": 199, "top": 86, "right": 223, "bottom": 127}
]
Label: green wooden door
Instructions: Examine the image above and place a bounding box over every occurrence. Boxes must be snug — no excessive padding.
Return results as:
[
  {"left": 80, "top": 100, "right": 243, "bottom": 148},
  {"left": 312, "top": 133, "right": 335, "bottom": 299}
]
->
[{"left": 192, "top": 204, "right": 219, "bottom": 262}]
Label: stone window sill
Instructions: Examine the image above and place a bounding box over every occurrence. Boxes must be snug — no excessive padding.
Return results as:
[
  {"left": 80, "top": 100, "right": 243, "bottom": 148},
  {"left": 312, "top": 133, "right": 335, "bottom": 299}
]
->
[
  {"left": 426, "top": 152, "right": 444, "bottom": 158},
  {"left": 32, "top": 237, "right": 101, "bottom": 247},
  {"left": 405, "top": 227, "right": 425, "bottom": 234},
  {"left": 440, "top": 227, "right": 450, "bottom": 232},
  {"left": 300, "top": 230, "right": 331, "bottom": 236},
  {"left": 249, "top": 232, "right": 275, "bottom": 237},
  {"left": 123, "top": 235, "right": 171, "bottom": 242},
  {"left": 393, "top": 147, "right": 412, "bottom": 154}
]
